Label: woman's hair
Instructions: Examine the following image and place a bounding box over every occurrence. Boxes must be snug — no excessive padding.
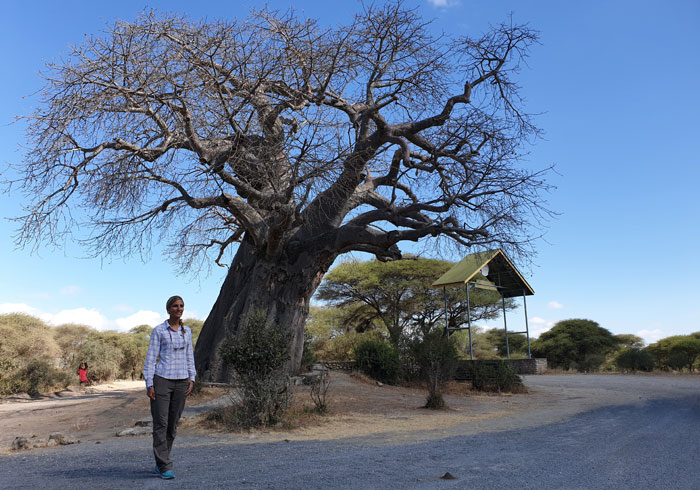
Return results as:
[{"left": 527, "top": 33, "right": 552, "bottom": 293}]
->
[
  {"left": 80, "top": 362, "right": 88, "bottom": 369},
  {"left": 166, "top": 295, "right": 184, "bottom": 310}
]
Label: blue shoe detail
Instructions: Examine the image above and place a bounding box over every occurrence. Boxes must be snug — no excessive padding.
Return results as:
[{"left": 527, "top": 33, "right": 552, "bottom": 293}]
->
[
  {"left": 155, "top": 464, "right": 175, "bottom": 479},
  {"left": 160, "top": 469, "right": 175, "bottom": 480}
]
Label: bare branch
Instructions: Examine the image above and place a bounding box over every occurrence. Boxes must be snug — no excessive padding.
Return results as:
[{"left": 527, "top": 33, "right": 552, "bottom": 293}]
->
[{"left": 10, "top": 3, "right": 550, "bottom": 271}]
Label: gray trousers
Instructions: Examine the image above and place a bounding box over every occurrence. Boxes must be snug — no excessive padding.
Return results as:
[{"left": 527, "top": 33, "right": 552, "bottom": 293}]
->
[{"left": 150, "top": 375, "right": 189, "bottom": 471}]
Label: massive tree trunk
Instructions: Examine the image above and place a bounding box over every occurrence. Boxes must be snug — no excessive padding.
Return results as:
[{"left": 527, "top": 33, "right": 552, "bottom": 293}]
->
[{"left": 194, "top": 239, "right": 336, "bottom": 382}]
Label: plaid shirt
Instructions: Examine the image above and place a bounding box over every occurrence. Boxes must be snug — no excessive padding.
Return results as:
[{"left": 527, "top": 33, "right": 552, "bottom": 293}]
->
[{"left": 143, "top": 320, "right": 196, "bottom": 388}]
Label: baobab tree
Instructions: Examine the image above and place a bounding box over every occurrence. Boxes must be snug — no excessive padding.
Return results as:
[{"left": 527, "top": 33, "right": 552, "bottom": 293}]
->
[{"left": 11, "top": 3, "right": 550, "bottom": 381}]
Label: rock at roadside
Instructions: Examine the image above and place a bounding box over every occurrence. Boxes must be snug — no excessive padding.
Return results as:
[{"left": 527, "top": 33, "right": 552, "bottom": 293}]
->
[
  {"left": 11, "top": 437, "right": 31, "bottom": 451},
  {"left": 12, "top": 432, "right": 79, "bottom": 451},
  {"left": 116, "top": 427, "right": 151, "bottom": 437},
  {"left": 49, "top": 432, "right": 79, "bottom": 445}
]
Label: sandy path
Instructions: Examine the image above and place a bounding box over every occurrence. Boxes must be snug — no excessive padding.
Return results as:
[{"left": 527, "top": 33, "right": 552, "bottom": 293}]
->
[{"left": 0, "top": 381, "right": 148, "bottom": 451}]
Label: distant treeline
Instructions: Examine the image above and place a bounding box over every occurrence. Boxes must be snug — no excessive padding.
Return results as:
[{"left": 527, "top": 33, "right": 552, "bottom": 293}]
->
[
  {"left": 2, "top": 310, "right": 698, "bottom": 397},
  {"left": 0, "top": 313, "right": 203, "bottom": 396},
  {"left": 306, "top": 311, "right": 700, "bottom": 374}
]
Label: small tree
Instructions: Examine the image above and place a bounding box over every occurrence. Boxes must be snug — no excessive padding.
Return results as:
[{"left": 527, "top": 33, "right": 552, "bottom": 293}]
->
[
  {"left": 218, "top": 313, "right": 291, "bottom": 428},
  {"left": 23, "top": 359, "right": 71, "bottom": 397},
  {"left": 354, "top": 339, "right": 402, "bottom": 385},
  {"left": 531, "top": 319, "right": 620, "bottom": 372},
  {"left": 77, "top": 332, "right": 124, "bottom": 382},
  {"left": 665, "top": 338, "right": 700, "bottom": 372},
  {"left": 646, "top": 335, "right": 700, "bottom": 371},
  {"left": 410, "top": 330, "right": 459, "bottom": 409},
  {"left": 616, "top": 348, "right": 654, "bottom": 372},
  {"left": 0, "top": 314, "right": 62, "bottom": 394},
  {"left": 484, "top": 328, "right": 528, "bottom": 358},
  {"left": 53, "top": 323, "right": 93, "bottom": 369}
]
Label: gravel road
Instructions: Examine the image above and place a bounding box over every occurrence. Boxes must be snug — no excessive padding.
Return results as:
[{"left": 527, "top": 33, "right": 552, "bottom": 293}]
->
[{"left": 2, "top": 374, "right": 699, "bottom": 490}]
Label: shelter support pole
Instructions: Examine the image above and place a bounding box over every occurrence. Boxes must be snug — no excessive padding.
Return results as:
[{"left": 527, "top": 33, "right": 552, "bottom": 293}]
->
[
  {"left": 502, "top": 294, "right": 510, "bottom": 359},
  {"left": 443, "top": 287, "right": 449, "bottom": 338},
  {"left": 523, "top": 289, "right": 531, "bottom": 359},
  {"left": 465, "top": 283, "right": 473, "bottom": 360}
]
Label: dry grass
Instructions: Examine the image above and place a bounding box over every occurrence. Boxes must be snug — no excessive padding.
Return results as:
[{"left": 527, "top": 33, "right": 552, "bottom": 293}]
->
[{"left": 196, "top": 388, "right": 331, "bottom": 433}]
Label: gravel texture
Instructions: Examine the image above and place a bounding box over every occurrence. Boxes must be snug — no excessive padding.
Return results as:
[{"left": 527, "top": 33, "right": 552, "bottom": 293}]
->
[{"left": 2, "top": 374, "right": 699, "bottom": 490}]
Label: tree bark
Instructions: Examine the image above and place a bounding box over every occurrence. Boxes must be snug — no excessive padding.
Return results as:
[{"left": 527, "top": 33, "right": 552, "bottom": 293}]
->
[{"left": 194, "top": 238, "right": 336, "bottom": 382}]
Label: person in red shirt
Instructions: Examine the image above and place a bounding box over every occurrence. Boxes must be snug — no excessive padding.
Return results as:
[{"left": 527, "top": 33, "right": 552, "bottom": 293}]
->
[{"left": 77, "top": 362, "right": 91, "bottom": 386}]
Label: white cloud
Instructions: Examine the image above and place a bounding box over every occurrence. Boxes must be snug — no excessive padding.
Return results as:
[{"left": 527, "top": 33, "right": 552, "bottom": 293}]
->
[
  {"left": 427, "top": 0, "right": 459, "bottom": 8},
  {"left": 636, "top": 329, "right": 665, "bottom": 345},
  {"left": 60, "top": 285, "right": 81, "bottom": 295},
  {"left": 42, "top": 308, "right": 109, "bottom": 330},
  {"left": 0, "top": 303, "right": 184, "bottom": 333},
  {"left": 114, "top": 310, "right": 162, "bottom": 332},
  {"left": 547, "top": 301, "right": 564, "bottom": 310},
  {"left": 528, "top": 316, "right": 555, "bottom": 338},
  {"left": 0, "top": 303, "right": 41, "bottom": 315}
]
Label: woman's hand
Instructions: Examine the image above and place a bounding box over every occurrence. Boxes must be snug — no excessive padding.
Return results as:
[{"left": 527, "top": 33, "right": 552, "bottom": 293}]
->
[
  {"left": 185, "top": 380, "right": 194, "bottom": 397},
  {"left": 147, "top": 387, "right": 156, "bottom": 400}
]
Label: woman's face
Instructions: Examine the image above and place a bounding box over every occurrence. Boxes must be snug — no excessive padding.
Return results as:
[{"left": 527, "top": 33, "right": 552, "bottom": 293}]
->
[{"left": 167, "top": 298, "right": 185, "bottom": 319}]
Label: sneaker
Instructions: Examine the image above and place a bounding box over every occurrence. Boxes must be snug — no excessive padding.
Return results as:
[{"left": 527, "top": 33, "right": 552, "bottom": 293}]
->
[
  {"left": 154, "top": 465, "right": 175, "bottom": 480},
  {"left": 160, "top": 469, "right": 175, "bottom": 480}
]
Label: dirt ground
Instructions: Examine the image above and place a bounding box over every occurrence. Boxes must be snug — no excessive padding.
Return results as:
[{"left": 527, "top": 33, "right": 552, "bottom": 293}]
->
[
  {"left": 0, "top": 373, "right": 520, "bottom": 452},
  {"left": 0, "top": 380, "right": 150, "bottom": 452},
  {"left": 3, "top": 370, "right": 696, "bottom": 454}
]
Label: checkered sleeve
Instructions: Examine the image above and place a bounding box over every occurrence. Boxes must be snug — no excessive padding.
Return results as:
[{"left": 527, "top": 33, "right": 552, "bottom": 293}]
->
[
  {"left": 143, "top": 327, "right": 161, "bottom": 389},
  {"left": 186, "top": 327, "right": 196, "bottom": 382}
]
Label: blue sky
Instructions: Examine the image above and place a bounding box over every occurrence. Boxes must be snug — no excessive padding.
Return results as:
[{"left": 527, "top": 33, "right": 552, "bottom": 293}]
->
[{"left": 1, "top": 0, "right": 698, "bottom": 344}]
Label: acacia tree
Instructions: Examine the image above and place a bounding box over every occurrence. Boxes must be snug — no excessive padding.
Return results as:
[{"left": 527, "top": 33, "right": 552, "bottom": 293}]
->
[
  {"left": 531, "top": 319, "right": 620, "bottom": 371},
  {"left": 316, "top": 257, "right": 510, "bottom": 346},
  {"left": 12, "top": 4, "right": 549, "bottom": 381}
]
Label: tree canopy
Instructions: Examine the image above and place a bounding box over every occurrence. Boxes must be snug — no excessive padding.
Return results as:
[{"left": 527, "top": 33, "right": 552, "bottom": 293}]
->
[
  {"left": 316, "top": 257, "right": 510, "bottom": 346},
  {"left": 11, "top": 3, "right": 550, "bottom": 379},
  {"left": 645, "top": 334, "right": 700, "bottom": 372},
  {"left": 484, "top": 328, "right": 528, "bottom": 357},
  {"left": 531, "top": 318, "right": 620, "bottom": 372}
]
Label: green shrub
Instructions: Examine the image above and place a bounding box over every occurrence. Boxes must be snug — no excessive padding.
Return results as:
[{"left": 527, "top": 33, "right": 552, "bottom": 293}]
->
[
  {"left": 471, "top": 361, "right": 522, "bottom": 392},
  {"left": 354, "top": 339, "right": 401, "bottom": 385},
  {"left": 24, "top": 359, "right": 71, "bottom": 397},
  {"left": 312, "top": 329, "right": 385, "bottom": 362},
  {"left": 301, "top": 331, "right": 318, "bottom": 371},
  {"left": 218, "top": 312, "right": 292, "bottom": 428},
  {"left": 424, "top": 392, "right": 446, "bottom": 409},
  {"left": 77, "top": 334, "right": 123, "bottom": 383},
  {"left": 578, "top": 353, "right": 606, "bottom": 373},
  {"left": 667, "top": 350, "right": 690, "bottom": 371},
  {"left": 0, "top": 359, "right": 26, "bottom": 396},
  {"left": 410, "top": 330, "right": 459, "bottom": 409},
  {"left": 309, "top": 370, "right": 331, "bottom": 414},
  {"left": 616, "top": 348, "right": 654, "bottom": 372}
]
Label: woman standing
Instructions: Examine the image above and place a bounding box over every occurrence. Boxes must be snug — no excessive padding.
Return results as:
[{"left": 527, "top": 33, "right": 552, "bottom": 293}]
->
[{"left": 143, "top": 295, "right": 196, "bottom": 480}]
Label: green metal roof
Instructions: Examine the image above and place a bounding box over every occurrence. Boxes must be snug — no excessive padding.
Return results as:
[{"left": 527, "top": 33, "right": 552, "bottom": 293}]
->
[{"left": 431, "top": 249, "right": 534, "bottom": 298}]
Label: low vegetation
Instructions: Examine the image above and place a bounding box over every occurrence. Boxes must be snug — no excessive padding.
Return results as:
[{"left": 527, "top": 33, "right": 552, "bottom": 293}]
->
[
  {"left": 217, "top": 312, "right": 292, "bottom": 429},
  {"left": 470, "top": 361, "right": 524, "bottom": 393},
  {"left": 3, "top": 301, "right": 699, "bottom": 403},
  {"left": 408, "top": 330, "right": 460, "bottom": 409},
  {"left": 0, "top": 313, "right": 201, "bottom": 397},
  {"left": 354, "top": 339, "right": 402, "bottom": 385}
]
